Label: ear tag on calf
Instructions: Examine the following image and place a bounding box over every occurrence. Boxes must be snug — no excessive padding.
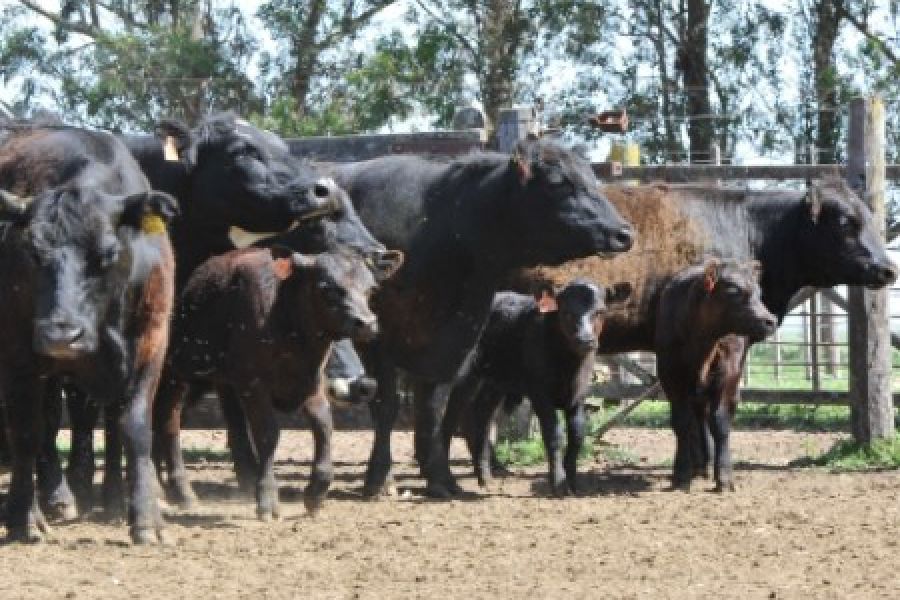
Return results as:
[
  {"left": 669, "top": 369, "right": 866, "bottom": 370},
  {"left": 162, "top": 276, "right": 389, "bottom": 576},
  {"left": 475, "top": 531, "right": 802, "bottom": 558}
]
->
[
  {"left": 163, "top": 136, "right": 179, "bottom": 162},
  {"left": 703, "top": 273, "right": 716, "bottom": 294},
  {"left": 537, "top": 291, "right": 558, "bottom": 313},
  {"left": 272, "top": 258, "right": 293, "bottom": 280},
  {"left": 141, "top": 214, "right": 167, "bottom": 235}
]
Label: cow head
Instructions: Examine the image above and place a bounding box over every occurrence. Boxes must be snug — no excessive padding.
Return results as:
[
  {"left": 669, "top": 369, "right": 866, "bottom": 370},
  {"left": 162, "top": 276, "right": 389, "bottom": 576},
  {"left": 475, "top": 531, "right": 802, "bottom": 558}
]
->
[
  {"left": 271, "top": 246, "right": 379, "bottom": 343},
  {"left": 539, "top": 278, "right": 632, "bottom": 354},
  {"left": 501, "top": 138, "right": 633, "bottom": 266},
  {"left": 157, "top": 113, "right": 340, "bottom": 232},
  {"left": 798, "top": 179, "right": 897, "bottom": 289},
  {"left": 263, "top": 186, "right": 404, "bottom": 283},
  {"left": 695, "top": 259, "right": 776, "bottom": 343},
  {"left": 0, "top": 187, "right": 177, "bottom": 360}
]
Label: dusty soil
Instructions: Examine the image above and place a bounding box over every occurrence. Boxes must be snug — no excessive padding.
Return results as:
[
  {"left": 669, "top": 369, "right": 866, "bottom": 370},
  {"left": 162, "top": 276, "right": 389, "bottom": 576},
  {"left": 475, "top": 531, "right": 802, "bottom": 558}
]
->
[{"left": 2, "top": 427, "right": 899, "bottom": 599}]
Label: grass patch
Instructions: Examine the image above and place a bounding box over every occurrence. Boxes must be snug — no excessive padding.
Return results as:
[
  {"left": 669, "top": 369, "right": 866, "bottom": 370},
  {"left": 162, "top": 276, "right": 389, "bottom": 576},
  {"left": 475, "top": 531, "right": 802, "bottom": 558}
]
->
[
  {"left": 183, "top": 447, "right": 231, "bottom": 462},
  {"left": 800, "top": 434, "right": 900, "bottom": 471},
  {"left": 588, "top": 399, "right": 862, "bottom": 432},
  {"left": 494, "top": 437, "right": 545, "bottom": 467}
]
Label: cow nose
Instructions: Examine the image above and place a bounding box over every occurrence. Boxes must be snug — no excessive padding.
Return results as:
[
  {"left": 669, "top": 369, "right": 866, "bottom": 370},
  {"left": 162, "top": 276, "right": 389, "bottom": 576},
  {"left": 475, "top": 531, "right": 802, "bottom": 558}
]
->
[
  {"left": 35, "top": 319, "right": 85, "bottom": 357},
  {"left": 313, "top": 182, "right": 330, "bottom": 198},
  {"left": 762, "top": 316, "right": 777, "bottom": 332},
  {"left": 610, "top": 225, "right": 634, "bottom": 252},
  {"left": 875, "top": 263, "right": 898, "bottom": 285}
]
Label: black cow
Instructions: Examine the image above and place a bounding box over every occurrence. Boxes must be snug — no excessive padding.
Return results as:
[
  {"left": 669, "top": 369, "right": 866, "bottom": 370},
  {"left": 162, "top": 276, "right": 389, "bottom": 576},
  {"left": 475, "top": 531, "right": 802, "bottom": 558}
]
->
[
  {"left": 441, "top": 279, "right": 631, "bottom": 495},
  {"left": 162, "top": 246, "right": 378, "bottom": 519},
  {"left": 50, "top": 113, "right": 397, "bottom": 512},
  {"left": 654, "top": 259, "right": 776, "bottom": 490},
  {"left": 0, "top": 124, "right": 177, "bottom": 543},
  {"left": 525, "top": 180, "right": 897, "bottom": 490},
  {"left": 330, "top": 138, "right": 634, "bottom": 496}
]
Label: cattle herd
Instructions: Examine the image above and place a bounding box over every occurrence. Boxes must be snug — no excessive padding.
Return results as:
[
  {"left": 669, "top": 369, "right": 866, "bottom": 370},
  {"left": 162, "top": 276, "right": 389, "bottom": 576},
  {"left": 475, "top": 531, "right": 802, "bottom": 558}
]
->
[{"left": 0, "top": 113, "right": 895, "bottom": 545}]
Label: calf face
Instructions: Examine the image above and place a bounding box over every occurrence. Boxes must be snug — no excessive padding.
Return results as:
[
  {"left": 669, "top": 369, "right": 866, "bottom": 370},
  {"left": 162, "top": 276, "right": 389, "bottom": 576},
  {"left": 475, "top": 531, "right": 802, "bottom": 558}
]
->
[
  {"left": 696, "top": 260, "right": 776, "bottom": 343},
  {"left": 505, "top": 139, "right": 633, "bottom": 265},
  {"left": 798, "top": 180, "right": 897, "bottom": 288},
  {"left": 540, "top": 279, "right": 632, "bottom": 354},
  {"left": 273, "top": 247, "right": 379, "bottom": 342},
  {"left": 1, "top": 186, "right": 177, "bottom": 360}
]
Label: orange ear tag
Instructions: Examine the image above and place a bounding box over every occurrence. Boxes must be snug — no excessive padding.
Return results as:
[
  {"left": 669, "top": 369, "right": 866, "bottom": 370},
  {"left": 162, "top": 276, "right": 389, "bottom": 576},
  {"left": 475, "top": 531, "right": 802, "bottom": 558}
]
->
[
  {"left": 141, "top": 214, "right": 166, "bottom": 235},
  {"left": 537, "top": 291, "right": 558, "bottom": 313}
]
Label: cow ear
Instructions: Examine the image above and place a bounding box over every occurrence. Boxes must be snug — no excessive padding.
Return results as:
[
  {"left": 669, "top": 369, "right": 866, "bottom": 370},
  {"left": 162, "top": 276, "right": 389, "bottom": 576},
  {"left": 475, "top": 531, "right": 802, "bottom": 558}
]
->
[
  {"left": 806, "top": 183, "right": 822, "bottom": 223},
  {"left": 606, "top": 282, "right": 632, "bottom": 305},
  {"left": 702, "top": 259, "right": 721, "bottom": 294},
  {"left": 510, "top": 140, "right": 534, "bottom": 185},
  {"left": 536, "top": 289, "right": 558, "bottom": 313},
  {"left": 367, "top": 249, "right": 404, "bottom": 282},
  {"left": 0, "top": 189, "right": 33, "bottom": 225},
  {"left": 156, "top": 119, "right": 196, "bottom": 168},
  {"left": 120, "top": 190, "right": 179, "bottom": 234}
]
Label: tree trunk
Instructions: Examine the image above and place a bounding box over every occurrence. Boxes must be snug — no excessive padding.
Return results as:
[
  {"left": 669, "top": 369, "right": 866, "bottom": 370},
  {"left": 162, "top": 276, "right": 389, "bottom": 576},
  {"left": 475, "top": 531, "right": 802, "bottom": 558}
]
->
[
  {"left": 477, "top": 0, "right": 525, "bottom": 141},
  {"left": 813, "top": 0, "right": 842, "bottom": 164},
  {"left": 292, "top": 0, "right": 327, "bottom": 117},
  {"left": 678, "top": 0, "right": 711, "bottom": 164}
]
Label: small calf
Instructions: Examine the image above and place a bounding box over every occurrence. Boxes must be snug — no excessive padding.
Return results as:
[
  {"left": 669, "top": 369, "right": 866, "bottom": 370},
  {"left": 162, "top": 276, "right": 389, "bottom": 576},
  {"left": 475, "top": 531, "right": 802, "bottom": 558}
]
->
[
  {"left": 654, "top": 259, "right": 776, "bottom": 491},
  {"left": 442, "top": 279, "right": 631, "bottom": 496},
  {"left": 161, "top": 246, "right": 378, "bottom": 519}
]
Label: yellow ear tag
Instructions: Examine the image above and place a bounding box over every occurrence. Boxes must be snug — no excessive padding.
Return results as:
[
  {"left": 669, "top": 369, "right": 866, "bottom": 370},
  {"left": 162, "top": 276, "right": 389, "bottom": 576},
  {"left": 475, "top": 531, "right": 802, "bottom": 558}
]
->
[
  {"left": 163, "top": 136, "right": 179, "bottom": 162},
  {"left": 141, "top": 214, "right": 167, "bottom": 235}
]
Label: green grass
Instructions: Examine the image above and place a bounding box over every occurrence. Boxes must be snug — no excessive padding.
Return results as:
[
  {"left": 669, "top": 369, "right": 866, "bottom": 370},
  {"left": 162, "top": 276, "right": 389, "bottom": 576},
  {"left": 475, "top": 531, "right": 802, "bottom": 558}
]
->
[
  {"left": 494, "top": 437, "right": 546, "bottom": 466},
  {"left": 587, "top": 399, "right": 864, "bottom": 432},
  {"left": 800, "top": 434, "right": 900, "bottom": 471}
]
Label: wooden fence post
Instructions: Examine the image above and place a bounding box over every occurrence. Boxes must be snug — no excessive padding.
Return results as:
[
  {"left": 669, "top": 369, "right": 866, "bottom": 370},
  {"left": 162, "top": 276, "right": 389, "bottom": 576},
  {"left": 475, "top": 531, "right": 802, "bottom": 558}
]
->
[
  {"left": 846, "top": 96, "right": 895, "bottom": 444},
  {"left": 495, "top": 107, "right": 536, "bottom": 152}
]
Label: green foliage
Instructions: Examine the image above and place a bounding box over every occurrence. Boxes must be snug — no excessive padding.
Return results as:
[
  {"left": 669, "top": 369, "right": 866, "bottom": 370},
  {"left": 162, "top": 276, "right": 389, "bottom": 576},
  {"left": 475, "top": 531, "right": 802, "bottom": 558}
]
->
[
  {"left": 804, "top": 434, "right": 900, "bottom": 470},
  {"left": 494, "top": 437, "right": 546, "bottom": 467}
]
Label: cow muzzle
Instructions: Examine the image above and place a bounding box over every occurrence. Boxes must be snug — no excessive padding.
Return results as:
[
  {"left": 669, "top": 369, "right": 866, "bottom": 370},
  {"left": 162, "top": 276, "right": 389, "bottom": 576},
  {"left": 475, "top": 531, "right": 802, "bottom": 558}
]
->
[
  {"left": 865, "top": 260, "right": 898, "bottom": 289},
  {"left": 33, "top": 318, "right": 91, "bottom": 359}
]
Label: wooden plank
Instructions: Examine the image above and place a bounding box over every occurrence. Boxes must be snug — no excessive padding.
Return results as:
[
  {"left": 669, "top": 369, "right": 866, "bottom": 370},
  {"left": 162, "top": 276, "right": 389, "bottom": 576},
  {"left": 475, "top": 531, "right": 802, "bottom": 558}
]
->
[
  {"left": 286, "top": 130, "right": 483, "bottom": 162},
  {"left": 588, "top": 382, "right": 900, "bottom": 406},
  {"left": 592, "top": 383, "right": 662, "bottom": 438},
  {"left": 605, "top": 354, "right": 658, "bottom": 385},
  {"left": 591, "top": 163, "right": 900, "bottom": 181},
  {"left": 846, "top": 96, "right": 895, "bottom": 443}
]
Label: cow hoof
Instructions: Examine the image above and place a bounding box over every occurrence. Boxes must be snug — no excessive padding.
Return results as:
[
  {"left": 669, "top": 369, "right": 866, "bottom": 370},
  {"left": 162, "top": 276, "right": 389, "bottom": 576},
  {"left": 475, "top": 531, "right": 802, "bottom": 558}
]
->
[
  {"left": 303, "top": 493, "right": 327, "bottom": 516},
  {"left": 256, "top": 504, "right": 280, "bottom": 522},
  {"left": 130, "top": 526, "right": 161, "bottom": 545},
  {"left": 713, "top": 481, "right": 735, "bottom": 493},
  {"left": 490, "top": 464, "right": 513, "bottom": 478},
  {"left": 362, "top": 481, "right": 396, "bottom": 499},
  {"left": 47, "top": 501, "right": 79, "bottom": 522},
  {"left": 670, "top": 480, "right": 692, "bottom": 493},
  {"left": 423, "top": 481, "right": 454, "bottom": 499},
  {"left": 6, "top": 524, "right": 45, "bottom": 544},
  {"left": 165, "top": 482, "right": 198, "bottom": 510},
  {"left": 477, "top": 476, "right": 495, "bottom": 490},
  {"left": 692, "top": 466, "right": 710, "bottom": 479}
]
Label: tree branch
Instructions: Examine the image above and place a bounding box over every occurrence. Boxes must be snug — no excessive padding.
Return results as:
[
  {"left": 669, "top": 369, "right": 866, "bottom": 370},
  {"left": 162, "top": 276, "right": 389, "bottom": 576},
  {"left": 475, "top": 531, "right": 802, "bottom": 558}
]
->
[
  {"left": 839, "top": 6, "right": 899, "bottom": 66},
  {"left": 17, "top": 0, "right": 99, "bottom": 38}
]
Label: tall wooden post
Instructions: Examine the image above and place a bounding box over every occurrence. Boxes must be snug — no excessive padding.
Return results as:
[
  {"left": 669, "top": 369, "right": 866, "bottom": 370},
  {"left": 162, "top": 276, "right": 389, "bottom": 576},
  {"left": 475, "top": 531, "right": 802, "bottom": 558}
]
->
[
  {"left": 846, "top": 96, "right": 894, "bottom": 443},
  {"left": 495, "top": 107, "right": 536, "bottom": 152}
]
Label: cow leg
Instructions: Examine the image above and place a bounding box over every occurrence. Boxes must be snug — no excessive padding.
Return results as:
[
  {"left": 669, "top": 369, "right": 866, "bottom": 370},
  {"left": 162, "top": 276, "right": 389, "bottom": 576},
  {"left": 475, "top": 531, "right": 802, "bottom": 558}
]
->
[
  {"left": 65, "top": 386, "right": 99, "bottom": 513},
  {"left": 439, "top": 375, "right": 478, "bottom": 466},
  {"left": 4, "top": 377, "right": 51, "bottom": 542},
  {"left": 235, "top": 385, "right": 280, "bottom": 521},
  {"left": 152, "top": 377, "right": 196, "bottom": 507},
  {"left": 363, "top": 360, "right": 398, "bottom": 498},
  {"left": 690, "top": 402, "right": 711, "bottom": 479},
  {"left": 470, "top": 386, "right": 503, "bottom": 488},
  {"left": 218, "top": 385, "right": 258, "bottom": 495},
  {"left": 563, "top": 402, "right": 586, "bottom": 495},
  {"left": 302, "top": 391, "right": 333, "bottom": 515},
  {"left": 416, "top": 381, "right": 461, "bottom": 498},
  {"left": 103, "top": 402, "right": 126, "bottom": 520},
  {"left": 708, "top": 397, "right": 735, "bottom": 492},
  {"left": 533, "top": 400, "right": 566, "bottom": 497},
  {"left": 670, "top": 399, "right": 694, "bottom": 491},
  {"left": 36, "top": 382, "right": 77, "bottom": 521},
  {"left": 120, "top": 391, "right": 164, "bottom": 545}
]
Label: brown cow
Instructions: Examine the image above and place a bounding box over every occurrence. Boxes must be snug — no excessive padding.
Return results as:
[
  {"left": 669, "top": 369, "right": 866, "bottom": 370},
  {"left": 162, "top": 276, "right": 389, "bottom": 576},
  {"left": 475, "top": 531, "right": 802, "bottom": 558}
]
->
[
  {"left": 655, "top": 259, "right": 776, "bottom": 490},
  {"left": 159, "top": 246, "right": 378, "bottom": 519}
]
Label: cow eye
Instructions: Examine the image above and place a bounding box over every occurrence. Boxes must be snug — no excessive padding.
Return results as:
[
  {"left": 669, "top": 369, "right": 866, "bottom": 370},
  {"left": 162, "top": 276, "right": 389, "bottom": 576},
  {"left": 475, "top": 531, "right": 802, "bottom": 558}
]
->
[
  {"left": 725, "top": 285, "right": 741, "bottom": 296},
  {"left": 837, "top": 214, "right": 858, "bottom": 232}
]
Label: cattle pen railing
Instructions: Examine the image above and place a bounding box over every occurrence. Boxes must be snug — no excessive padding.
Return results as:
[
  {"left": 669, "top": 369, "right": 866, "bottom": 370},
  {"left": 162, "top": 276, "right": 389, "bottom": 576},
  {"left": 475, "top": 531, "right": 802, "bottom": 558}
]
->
[{"left": 276, "top": 98, "right": 900, "bottom": 444}]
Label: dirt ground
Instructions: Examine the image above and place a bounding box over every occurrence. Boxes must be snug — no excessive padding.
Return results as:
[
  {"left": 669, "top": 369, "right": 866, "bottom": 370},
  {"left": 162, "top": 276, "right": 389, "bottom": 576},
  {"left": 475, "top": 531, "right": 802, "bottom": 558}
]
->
[{"left": 1, "top": 426, "right": 899, "bottom": 599}]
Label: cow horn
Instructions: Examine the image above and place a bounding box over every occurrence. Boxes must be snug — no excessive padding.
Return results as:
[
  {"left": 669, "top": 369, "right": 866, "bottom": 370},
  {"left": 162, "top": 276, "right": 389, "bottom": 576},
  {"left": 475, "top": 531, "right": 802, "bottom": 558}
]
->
[{"left": 0, "top": 189, "right": 31, "bottom": 216}]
